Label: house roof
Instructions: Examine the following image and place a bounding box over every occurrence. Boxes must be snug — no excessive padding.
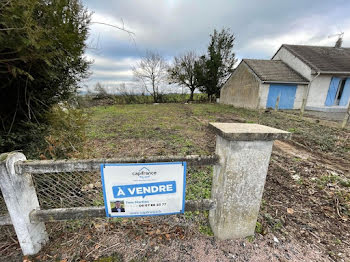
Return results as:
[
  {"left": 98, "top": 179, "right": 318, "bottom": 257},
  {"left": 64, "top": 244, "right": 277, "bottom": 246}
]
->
[
  {"left": 243, "top": 59, "right": 309, "bottom": 83},
  {"left": 276, "top": 44, "right": 350, "bottom": 73}
]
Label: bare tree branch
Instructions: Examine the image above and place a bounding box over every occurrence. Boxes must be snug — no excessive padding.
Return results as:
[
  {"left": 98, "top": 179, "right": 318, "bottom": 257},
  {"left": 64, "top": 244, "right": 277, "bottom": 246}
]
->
[
  {"left": 168, "top": 51, "right": 199, "bottom": 101},
  {"left": 132, "top": 51, "right": 168, "bottom": 103},
  {"left": 90, "top": 21, "right": 135, "bottom": 35}
]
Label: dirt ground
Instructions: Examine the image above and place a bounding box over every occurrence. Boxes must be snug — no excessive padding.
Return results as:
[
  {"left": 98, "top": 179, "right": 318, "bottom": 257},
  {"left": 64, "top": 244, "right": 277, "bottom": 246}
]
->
[{"left": 1, "top": 103, "right": 349, "bottom": 262}]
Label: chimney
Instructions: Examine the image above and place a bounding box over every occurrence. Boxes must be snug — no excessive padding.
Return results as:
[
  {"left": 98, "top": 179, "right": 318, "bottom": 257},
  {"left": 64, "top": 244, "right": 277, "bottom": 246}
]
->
[{"left": 335, "top": 36, "right": 343, "bottom": 48}]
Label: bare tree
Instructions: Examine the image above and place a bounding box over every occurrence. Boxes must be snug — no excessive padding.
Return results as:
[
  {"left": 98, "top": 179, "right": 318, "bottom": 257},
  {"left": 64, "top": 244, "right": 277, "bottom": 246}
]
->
[
  {"left": 132, "top": 51, "right": 168, "bottom": 103},
  {"left": 168, "top": 51, "right": 198, "bottom": 101},
  {"left": 93, "top": 82, "right": 108, "bottom": 99}
]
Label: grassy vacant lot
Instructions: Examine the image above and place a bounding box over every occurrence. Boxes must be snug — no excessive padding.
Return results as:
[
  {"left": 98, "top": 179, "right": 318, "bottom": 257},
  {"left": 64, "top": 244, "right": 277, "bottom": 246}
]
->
[
  {"left": 82, "top": 103, "right": 350, "bottom": 261},
  {"left": 85, "top": 103, "right": 349, "bottom": 158},
  {"left": 3, "top": 103, "right": 349, "bottom": 261}
]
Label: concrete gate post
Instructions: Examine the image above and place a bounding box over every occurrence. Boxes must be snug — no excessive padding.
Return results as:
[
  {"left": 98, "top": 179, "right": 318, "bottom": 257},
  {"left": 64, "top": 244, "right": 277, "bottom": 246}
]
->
[
  {"left": 209, "top": 123, "right": 291, "bottom": 239},
  {"left": 0, "top": 152, "right": 48, "bottom": 255}
]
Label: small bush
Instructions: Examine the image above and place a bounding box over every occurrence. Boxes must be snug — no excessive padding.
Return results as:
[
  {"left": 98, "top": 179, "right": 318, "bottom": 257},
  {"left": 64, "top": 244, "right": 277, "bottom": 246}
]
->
[
  {"left": 0, "top": 121, "right": 48, "bottom": 159},
  {"left": 42, "top": 103, "right": 88, "bottom": 159},
  {"left": 113, "top": 94, "right": 153, "bottom": 104}
]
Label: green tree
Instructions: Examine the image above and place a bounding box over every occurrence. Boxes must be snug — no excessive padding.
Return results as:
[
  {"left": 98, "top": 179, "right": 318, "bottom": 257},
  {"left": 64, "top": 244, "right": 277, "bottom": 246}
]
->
[
  {"left": 168, "top": 51, "right": 198, "bottom": 101},
  {"left": 0, "top": 0, "right": 91, "bottom": 155},
  {"left": 195, "top": 28, "right": 236, "bottom": 101}
]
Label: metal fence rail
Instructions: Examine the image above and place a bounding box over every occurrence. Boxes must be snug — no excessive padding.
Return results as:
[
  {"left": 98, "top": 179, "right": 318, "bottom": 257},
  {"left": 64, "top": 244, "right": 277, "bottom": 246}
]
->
[
  {"left": 16, "top": 154, "right": 219, "bottom": 174},
  {"left": 30, "top": 199, "right": 216, "bottom": 222}
]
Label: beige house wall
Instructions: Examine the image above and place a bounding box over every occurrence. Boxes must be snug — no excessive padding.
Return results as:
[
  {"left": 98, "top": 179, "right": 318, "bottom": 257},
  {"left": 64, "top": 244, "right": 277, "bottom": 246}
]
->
[
  {"left": 272, "top": 47, "right": 312, "bottom": 81},
  {"left": 220, "top": 62, "right": 260, "bottom": 109}
]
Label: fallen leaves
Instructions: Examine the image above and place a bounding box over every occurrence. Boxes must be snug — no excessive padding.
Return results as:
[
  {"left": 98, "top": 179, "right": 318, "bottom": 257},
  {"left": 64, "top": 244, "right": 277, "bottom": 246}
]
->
[
  {"left": 132, "top": 219, "right": 187, "bottom": 242},
  {"left": 287, "top": 208, "right": 294, "bottom": 215}
]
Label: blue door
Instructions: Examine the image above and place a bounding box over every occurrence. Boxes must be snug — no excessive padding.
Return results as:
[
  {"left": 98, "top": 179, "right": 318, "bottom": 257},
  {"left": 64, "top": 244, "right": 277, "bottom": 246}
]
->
[
  {"left": 325, "top": 77, "right": 341, "bottom": 106},
  {"left": 325, "top": 77, "right": 350, "bottom": 106},
  {"left": 339, "top": 78, "right": 350, "bottom": 106},
  {"left": 266, "top": 84, "right": 297, "bottom": 109}
]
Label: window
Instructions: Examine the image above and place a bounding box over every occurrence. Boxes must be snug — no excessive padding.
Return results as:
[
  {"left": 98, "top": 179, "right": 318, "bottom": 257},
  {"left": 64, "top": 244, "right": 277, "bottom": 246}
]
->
[{"left": 335, "top": 78, "right": 346, "bottom": 105}]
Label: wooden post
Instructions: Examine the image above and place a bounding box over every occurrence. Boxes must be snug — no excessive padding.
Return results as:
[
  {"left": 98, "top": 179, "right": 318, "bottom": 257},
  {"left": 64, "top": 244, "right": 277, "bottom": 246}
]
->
[
  {"left": 341, "top": 102, "right": 350, "bottom": 129},
  {"left": 300, "top": 97, "right": 307, "bottom": 116},
  {"left": 0, "top": 152, "right": 48, "bottom": 255},
  {"left": 274, "top": 95, "right": 280, "bottom": 111},
  {"left": 208, "top": 123, "right": 291, "bottom": 239}
]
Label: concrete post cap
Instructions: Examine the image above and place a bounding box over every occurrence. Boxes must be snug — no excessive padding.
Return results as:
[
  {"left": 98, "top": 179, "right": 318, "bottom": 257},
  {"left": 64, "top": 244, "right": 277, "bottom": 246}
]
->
[{"left": 209, "top": 123, "right": 291, "bottom": 141}]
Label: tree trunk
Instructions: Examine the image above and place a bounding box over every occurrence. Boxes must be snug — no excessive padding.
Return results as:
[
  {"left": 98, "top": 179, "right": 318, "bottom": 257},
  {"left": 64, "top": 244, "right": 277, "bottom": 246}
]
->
[
  {"left": 152, "top": 77, "right": 157, "bottom": 103},
  {"left": 208, "top": 94, "right": 212, "bottom": 103},
  {"left": 189, "top": 89, "right": 194, "bottom": 101}
]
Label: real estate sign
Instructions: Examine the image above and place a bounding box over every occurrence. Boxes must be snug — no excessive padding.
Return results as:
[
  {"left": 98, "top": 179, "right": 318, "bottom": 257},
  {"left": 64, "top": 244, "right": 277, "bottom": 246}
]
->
[{"left": 101, "top": 162, "right": 186, "bottom": 217}]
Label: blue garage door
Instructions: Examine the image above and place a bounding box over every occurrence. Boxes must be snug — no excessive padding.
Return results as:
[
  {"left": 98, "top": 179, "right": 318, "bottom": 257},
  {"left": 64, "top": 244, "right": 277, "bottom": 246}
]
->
[{"left": 266, "top": 84, "right": 297, "bottom": 109}]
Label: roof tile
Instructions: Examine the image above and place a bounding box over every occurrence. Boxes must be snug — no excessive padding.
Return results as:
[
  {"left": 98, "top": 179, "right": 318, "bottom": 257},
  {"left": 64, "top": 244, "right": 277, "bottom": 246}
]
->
[
  {"left": 282, "top": 44, "right": 350, "bottom": 73},
  {"left": 243, "top": 59, "right": 309, "bottom": 83}
]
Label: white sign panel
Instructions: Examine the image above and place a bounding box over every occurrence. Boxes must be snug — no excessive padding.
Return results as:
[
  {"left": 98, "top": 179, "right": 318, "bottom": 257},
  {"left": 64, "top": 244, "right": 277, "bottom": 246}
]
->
[{"left": 100, "top": 162, "right": 186, "bottom": 217}]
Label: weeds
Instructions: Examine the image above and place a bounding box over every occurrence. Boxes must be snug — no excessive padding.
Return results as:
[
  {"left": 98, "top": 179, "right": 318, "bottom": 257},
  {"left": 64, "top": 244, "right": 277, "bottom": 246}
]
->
[
  {"left": 42, "top": 102, "right": 88, "bottom": 159},
  {"left": 316, "top": 173, "right": 350, "bottom": 188},
  {"left": 255, "top": 222, "right": 263, "bottom": 234},
  {"left": 199, "top": 224, "right": 214, "bottom": 236},
  {"left": 186, "top": 167, "right": 212, "bottom": 200},
  {"left": 263, "top": 213, "right": 283, "bottom": 232}
]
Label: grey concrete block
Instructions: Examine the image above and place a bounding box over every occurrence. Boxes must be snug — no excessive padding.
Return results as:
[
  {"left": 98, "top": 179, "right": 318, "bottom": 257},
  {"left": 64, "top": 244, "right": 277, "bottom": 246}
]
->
[
  {"left": 209, "top": 123, "right": 288, "bottom": 240},
  {"left": 209, "top": 123, "right": 291, "bottom": 141},
  {"left": 209, "top": 137, "right": 273, "bottom": 239}
]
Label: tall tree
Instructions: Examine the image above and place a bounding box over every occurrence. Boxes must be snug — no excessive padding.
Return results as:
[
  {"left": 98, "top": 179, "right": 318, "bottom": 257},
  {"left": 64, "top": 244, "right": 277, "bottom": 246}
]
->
[
  {"left": 132, "top": 51, "right": 168, "bottom": 103},
  {"left": 0, "top": 0, "right": 91, "bottom": 154},
  {"left": 168, "top": 51, "right": 198, "bottom": 101},
  {"left": 195, "top": 28, "right": 236, "bottom": 101}
]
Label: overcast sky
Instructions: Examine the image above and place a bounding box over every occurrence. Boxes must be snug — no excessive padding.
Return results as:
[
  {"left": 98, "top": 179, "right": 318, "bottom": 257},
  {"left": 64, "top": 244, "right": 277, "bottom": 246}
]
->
[{"left": 81, "top": 0, "right": 350, "bottom": 93}]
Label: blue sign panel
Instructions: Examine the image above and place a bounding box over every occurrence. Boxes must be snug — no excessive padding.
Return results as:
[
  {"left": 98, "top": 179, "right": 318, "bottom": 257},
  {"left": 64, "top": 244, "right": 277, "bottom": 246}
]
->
[{"left": 112, "top": 181, "right": 177, "bottom": 199}]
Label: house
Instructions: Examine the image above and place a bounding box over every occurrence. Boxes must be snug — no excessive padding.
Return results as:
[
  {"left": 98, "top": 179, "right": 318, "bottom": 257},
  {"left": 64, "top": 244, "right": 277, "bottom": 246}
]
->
[
  {"left": 220, "top": 44, "right": 350, "bottom": 111},
  {"left": 220, "top": 59, "right": 309, "bottom": 109}
]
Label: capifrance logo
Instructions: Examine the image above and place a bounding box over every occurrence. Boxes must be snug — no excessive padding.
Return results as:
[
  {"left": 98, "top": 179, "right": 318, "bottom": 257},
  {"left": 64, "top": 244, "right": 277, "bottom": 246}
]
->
[{"left": 132, "top": 167, "right": 157, "bottom": 179}]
